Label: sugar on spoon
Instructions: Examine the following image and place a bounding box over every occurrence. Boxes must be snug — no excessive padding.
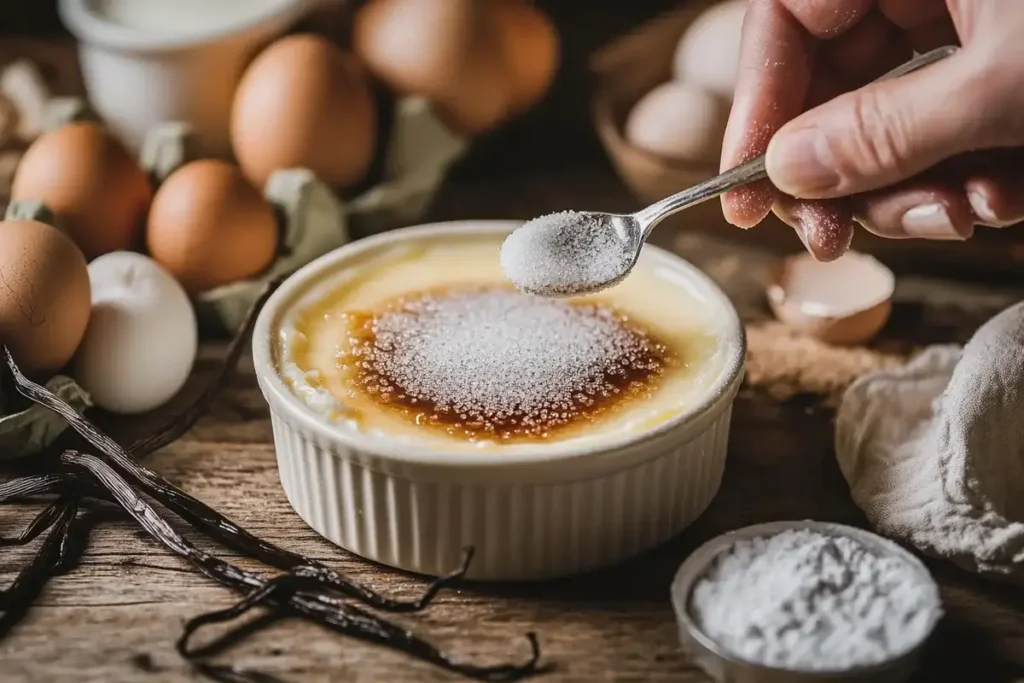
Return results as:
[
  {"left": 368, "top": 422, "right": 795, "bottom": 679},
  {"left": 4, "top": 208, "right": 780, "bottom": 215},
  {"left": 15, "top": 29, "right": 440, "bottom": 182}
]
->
[{"left": 500, "top": 45, "right": 959, "bottom": 298}]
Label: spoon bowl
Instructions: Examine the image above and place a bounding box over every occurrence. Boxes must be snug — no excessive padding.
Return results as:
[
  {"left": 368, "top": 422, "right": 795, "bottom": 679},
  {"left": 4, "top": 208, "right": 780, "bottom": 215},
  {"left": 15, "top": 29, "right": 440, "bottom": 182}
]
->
[{"left": 499, "top": 210, "right": 644, "bottom": 297}]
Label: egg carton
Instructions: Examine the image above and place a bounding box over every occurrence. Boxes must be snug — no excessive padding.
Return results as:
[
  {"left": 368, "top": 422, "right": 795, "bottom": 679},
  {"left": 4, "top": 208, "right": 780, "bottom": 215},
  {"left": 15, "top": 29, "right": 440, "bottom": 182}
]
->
[
  {"left": 0, "top": 84, "right": 467, "bottom": 459},
  {"left": 141, "top": 95, "right": 468, "bottom": 336}
]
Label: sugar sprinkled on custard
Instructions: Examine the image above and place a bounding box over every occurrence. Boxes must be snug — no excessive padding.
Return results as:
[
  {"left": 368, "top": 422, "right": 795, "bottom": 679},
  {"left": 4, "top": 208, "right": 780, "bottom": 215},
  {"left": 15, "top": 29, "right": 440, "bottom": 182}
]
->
[{"left": 339, "top": 287, "right": 672, "bottom": 442}]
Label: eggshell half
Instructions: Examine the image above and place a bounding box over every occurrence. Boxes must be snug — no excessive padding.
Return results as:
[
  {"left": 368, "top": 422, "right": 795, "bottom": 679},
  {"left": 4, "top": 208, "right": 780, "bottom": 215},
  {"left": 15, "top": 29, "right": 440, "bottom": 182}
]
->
[{"left": 767, "top": 250, "right": 896, "bottom": 346}]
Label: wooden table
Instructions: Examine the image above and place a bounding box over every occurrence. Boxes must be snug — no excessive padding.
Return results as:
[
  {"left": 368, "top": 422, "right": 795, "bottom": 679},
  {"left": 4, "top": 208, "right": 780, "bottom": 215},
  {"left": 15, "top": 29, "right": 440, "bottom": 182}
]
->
[{"left": 3, "top": 165, "right": 1024, "bottom": 683}]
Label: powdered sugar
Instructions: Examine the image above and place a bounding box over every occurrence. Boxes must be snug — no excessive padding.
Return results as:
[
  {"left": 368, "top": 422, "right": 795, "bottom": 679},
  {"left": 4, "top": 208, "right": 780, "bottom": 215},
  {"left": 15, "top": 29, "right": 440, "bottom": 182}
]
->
[
  {"left": 689, "top": 528, "right": 941, "bottom": 671},
  {"left": 499, "top": 211, "right": 635, "bottom": 297},
  {"left": 347, "top": 287, "right": 668, "bottom": 440}
]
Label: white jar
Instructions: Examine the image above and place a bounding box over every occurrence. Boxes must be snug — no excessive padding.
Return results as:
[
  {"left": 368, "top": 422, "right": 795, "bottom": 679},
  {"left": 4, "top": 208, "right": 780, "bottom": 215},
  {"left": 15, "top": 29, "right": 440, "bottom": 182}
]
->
[{"left": 59, "top": 0, "right": 316, "bottom": 158}]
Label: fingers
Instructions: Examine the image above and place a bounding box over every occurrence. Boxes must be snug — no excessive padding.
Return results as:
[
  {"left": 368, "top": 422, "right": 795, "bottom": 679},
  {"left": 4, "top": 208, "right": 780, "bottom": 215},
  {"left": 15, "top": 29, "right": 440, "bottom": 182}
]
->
[
  {"left": 852, "top": 181, "right": 975, "bottom": 240},
  {"left": 720, "top": 0, "right": 813, "bottom": 228},
  {"left": 822, "top": 9, "right": 911, "bottom": 84},
  {"left": 965, "top": 176, "right": 1024, "bottom": 227},
  {"left": 877, "top": 0, "right": 950, "bottom": 29},
  {"left": 773, "top": 197, "right": 856, "bottom": 261},
  {"left": 851, "top": 152, "right": 1024, "bottom": 237},
  {"left": 763, "top": 52, "right": 1004, "bottom": 199},
  {"left": 778, "top": 0, "right": 874, "bottom": 38}
]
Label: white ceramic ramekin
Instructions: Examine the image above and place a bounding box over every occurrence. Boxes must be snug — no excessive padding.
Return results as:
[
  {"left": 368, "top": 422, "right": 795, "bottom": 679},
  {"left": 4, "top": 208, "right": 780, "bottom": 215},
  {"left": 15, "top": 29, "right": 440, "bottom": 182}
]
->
[
  {"left": 58, "top": 0, "right": 314, "bottom": 158},
  {"left": 252, "top": 220, "right": 746, "bottom": 581}
]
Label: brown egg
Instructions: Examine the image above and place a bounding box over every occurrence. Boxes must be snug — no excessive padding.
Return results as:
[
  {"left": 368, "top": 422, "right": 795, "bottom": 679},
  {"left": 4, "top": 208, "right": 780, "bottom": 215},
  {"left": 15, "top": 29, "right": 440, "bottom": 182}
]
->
[
  {"left": 494, "top": 0, "right": 559, "bottom": 114},
  {"left": 767, "top": 251, "right": 895, "bottom": 346},
  {"left": 0, "top": 219, "right": 91, "bottom": 377},
  {"left": 145, "top": 160, "right": 278, "bottom": 295},
  {"left": 354, "top": 0, "right": 512, "bottom": 135},
  {"left": 231, "top": 34, "right": 376, "bottom": 191},
  {"left": 11, "top": 121, "right": 153, "bottom": 260}
]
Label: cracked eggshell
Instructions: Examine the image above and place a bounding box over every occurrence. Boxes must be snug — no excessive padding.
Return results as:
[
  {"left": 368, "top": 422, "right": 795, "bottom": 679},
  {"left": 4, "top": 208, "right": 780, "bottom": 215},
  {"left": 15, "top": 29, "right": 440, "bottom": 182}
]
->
[
  {"left": 767, "top": 251, "right": 895, "bottom": 346},
  {"left": 73, "top": 252, "right": 197, "bottom": 415},
  {"left": 0, "top": 219, "right": 92, "bottom": 377}
]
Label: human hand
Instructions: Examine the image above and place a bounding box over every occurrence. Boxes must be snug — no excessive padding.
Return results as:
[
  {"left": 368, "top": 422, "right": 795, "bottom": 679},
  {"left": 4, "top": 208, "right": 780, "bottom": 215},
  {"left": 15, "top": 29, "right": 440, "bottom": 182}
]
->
[{"left": 720, "top": 0, "right": 1024, "bottom": 261}]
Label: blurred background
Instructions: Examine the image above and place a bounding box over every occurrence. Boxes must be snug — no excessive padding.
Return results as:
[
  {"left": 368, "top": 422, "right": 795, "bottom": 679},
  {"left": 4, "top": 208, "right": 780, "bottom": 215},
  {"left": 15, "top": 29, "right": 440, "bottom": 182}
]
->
[{"left": 0, "top": 0, "right": 681, "bottom": 175}]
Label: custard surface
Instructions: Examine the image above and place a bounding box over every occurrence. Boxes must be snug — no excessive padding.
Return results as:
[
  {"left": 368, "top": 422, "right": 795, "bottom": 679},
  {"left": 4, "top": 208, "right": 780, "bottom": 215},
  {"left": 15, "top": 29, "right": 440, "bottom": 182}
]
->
[{"left": 277, "top": 236, "right": 729, "bottom": 453}]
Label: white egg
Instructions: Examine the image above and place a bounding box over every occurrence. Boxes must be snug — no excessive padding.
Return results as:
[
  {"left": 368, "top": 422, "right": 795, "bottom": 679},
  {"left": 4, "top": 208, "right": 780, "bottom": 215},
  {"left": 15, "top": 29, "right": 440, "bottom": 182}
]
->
[
  {"left": 73, "top": 251, "right": 198, "bottom": 415},
  {"left": 625, "top": 81, "right": 726, "bottom": 164},
  {"left": 673, "top": 0, "right": 747, "bottom": 99}
]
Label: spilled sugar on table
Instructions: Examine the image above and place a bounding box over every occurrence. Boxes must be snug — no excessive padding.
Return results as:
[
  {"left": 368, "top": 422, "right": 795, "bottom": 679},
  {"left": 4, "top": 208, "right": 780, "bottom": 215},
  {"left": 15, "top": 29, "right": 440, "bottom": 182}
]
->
[{"left": 2, "top": 167, "right": 1024, "bottom": 683}]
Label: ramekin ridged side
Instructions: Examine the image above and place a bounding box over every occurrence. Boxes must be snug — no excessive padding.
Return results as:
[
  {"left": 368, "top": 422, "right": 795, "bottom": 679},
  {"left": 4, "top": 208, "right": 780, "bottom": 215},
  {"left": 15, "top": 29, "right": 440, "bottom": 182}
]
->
[
  {"left": 252, "top": 220, "right": 746, "bottom": 581},
  {"left": 264, "top": 390, "right": 736, "bottom": 581}
]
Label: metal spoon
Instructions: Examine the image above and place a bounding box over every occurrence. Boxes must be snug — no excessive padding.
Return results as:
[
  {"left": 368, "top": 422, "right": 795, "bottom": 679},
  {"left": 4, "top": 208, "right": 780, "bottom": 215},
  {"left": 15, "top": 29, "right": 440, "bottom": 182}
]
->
[{"left": 500, "top": 45, "right": 959, "bottom": 298}]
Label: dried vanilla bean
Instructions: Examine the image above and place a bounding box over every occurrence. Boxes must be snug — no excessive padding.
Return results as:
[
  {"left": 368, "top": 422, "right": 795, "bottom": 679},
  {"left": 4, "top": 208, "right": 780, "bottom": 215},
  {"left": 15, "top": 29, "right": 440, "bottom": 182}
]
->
[
  {"left": 6, "top": 348, "right": 472, "bottom": 613},
  {"left": 63, "top": 450, "right": 545, "bottom": 682},
  {"left": 0, "top": 472, "right": 70, "bottom": 502},
  {"left": 0, "top": 498, "right": 67, "bottom": 546},
  {"left": 0, "top": 496, "right": 78, "bottom": 637},
  {"left": 0, "top": 280, "right": 281, "bottom": 636}
]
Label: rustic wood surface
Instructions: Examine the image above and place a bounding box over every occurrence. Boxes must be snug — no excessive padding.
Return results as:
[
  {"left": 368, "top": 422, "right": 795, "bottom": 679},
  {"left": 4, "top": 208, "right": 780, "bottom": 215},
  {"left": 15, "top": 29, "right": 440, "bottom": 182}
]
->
[{"left": 2, "top": 163, "right": 1024, "bottom": 683}]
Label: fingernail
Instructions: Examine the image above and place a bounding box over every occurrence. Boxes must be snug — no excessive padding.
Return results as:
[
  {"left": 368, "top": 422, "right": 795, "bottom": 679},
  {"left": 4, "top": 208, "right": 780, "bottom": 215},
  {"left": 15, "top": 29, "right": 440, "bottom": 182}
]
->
[
  {"left": 901, "top": 204, "right": 966, "bottom": 240},
  {"left": 766, "top": 128, "right": 839, "bottom": 196},
  {"left": 968, "top": 191, "right": 1013, "bottom": 227}
]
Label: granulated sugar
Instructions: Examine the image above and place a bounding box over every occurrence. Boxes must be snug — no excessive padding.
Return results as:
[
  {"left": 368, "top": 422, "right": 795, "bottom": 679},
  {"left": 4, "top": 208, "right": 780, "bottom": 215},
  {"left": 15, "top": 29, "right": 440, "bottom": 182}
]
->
[
  {"left": 347, "top": 287, "right": 669, "bottom": 440},
  {"left": 499, "top": 211, "right": 634, "bottom": 297},
  {"left": 689, "top": 529, "right": 941, "bottom": 671}
]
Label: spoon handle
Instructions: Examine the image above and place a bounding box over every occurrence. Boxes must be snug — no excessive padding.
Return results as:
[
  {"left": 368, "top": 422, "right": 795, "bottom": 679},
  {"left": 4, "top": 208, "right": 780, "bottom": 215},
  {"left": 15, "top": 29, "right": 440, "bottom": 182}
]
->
[{"left": 634, "top": 44, "right": 960, "bottom": 235}]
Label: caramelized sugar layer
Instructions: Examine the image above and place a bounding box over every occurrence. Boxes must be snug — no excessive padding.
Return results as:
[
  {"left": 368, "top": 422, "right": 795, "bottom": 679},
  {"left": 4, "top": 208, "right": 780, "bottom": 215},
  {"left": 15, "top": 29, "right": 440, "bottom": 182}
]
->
[{"left": 336, "top": 286, "right": 676, "bottom": 443}]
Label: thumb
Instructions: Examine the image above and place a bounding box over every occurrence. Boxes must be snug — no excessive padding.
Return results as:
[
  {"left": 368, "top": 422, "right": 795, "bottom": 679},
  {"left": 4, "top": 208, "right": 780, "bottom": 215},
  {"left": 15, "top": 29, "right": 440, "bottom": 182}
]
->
[{"left": 764, "top": 54, "right": 1004, "bottom": 199}]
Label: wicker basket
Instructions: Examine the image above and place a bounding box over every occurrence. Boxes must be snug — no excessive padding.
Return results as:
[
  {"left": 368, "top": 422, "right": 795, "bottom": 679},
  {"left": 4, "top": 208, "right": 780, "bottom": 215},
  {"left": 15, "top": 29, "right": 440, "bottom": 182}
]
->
[{"left": 590, "top": 2, "right": 1024, "bottom": 282}]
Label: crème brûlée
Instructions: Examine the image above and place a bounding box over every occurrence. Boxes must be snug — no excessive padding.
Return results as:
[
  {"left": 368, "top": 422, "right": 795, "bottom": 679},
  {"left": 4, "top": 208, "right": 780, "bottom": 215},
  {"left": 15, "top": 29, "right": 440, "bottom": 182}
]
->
[{"left": 275, "top": 235, "right": 733, "bottom": 453}]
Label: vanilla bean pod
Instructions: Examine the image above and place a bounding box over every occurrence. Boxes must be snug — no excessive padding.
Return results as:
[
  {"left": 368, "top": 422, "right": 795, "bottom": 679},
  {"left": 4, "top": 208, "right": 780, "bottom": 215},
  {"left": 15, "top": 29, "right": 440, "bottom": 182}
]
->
[
  {"left": 0, "top": 281, "right": 282, "bottom": 641},
  {"left": 0, "top": 496, "right": 78, "bottom": 636},
  {"left": 0, "top": 498, "right": 67, "bottom": 547},
  {"left": 0, "top": 473, "right": 72, "bottom": 503},
  {"left": 5, "top": 349, "right": 472, "bottom": 613},
  {"left": 64, "top": 450, "right": 544, "bottom": 682}
]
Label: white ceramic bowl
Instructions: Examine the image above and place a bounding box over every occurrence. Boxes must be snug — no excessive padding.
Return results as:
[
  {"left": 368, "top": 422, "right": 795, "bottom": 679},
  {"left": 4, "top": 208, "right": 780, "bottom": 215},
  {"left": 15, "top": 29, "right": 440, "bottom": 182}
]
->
[
  {"left": 252, "top": 220, "right": 746, "bottom": 581},
  {"left": 59, "top": 0, "right": 313, "bottom": 158}
]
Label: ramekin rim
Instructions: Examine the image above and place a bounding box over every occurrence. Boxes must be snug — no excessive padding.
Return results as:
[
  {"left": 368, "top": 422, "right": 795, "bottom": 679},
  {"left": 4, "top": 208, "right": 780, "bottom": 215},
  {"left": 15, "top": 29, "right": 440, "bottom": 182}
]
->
[
  {"left": 252, "top": 219, "right": 746, "bottom": 470},
  {"left": 58, "top": 0, "right": 309, "bottom": 53}
]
